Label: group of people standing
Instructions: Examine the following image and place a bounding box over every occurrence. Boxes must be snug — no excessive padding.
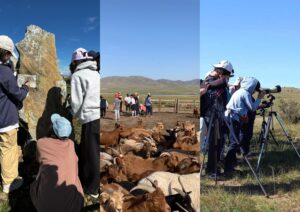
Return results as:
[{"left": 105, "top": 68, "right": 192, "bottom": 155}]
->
[
  {"left": 200, "top": 60, "right": 266, "bottom": 178},
  {"left": 100, "top": 92, "right": 153, "bottom": 123},
  {"left": 0, "top": 34, "right": 100, "bottom": 211}
]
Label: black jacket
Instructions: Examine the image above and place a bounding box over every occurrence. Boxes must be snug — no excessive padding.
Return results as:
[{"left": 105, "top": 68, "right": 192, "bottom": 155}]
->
[{"left": 200, "top": 75, "right": 228, "bottom": 117}]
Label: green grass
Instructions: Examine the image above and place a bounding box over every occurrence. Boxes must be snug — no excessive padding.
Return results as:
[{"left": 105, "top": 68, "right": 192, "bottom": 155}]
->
[{"left": 201, "top": 110, "right": 300, "bottom": 211}]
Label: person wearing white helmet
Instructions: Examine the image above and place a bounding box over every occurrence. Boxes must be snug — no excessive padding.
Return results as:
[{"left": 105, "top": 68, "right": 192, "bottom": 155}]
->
[
  {"left": 0, "top": 35, "right": 29, "bottom": 193},
  {"left": 200, "top": 60, "right": 233, "bottom": 177}
]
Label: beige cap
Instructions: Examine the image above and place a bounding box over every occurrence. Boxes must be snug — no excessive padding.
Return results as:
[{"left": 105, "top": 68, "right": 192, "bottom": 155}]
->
[{"left": 0, "top": 35, "right": 17, "bottom": 58}]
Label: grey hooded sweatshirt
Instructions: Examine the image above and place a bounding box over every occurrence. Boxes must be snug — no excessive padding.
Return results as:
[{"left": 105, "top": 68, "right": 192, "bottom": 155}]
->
[
  {"left": 226, "top": 77, "right": 261, "bottom": 122},
  {"left": 71, "top": 61, "right": 100, "bottom": 124}
]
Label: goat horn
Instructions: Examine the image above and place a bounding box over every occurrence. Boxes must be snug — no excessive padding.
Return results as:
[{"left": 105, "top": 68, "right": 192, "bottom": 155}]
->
[
  {"left": 130, "top": 184, "right": 155, "bottom": 193},
  {"left": 119, "top": 145, "right": 124, "bottom": 155},
  {"left": 144, "top": 137, "right": 152, "bottom": 142},
  {"left": 175, "top": 202, "right": 189, "bottom": 212},
  {"left": 178, "top": 176, "right": 186, "bottom": 193},
  {"left": 173, "top": 188, "right": 185, "bottom": 197},
  {"left": 108, "top": 147, "right": 120, "bottom": 156},
  {"left": 113, "top": 157, "right": 117, "bottom": 165},
  {"left": 160, "top": 152, "right": 171, "bottom": 157},
  {"left": 146, "top": 178, "right": 157, "bottom": 188}
]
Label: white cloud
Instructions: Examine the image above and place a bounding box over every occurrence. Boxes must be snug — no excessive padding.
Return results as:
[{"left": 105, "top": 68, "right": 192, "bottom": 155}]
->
[
  {"left": 88, "top": 16, "right": 97, "bottom": 23},
  {"left": 83, "top": 16, "right": 98, "bottom": 33},
  {"left": 84, "top": 26, "right": 96, "bottom": 33}
]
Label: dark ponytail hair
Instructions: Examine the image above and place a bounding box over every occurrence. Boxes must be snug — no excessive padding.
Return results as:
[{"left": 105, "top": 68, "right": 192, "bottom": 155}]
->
[{"left": 69, "top": 59, "right": 93, "bottom": 74}]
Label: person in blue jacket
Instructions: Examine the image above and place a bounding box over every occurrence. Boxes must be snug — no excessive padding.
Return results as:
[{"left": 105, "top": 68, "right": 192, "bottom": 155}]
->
[
  {"left": 224, "top": 77, "right": 266, "bottom": 175},
  {"left": 0, "top": 35, "right": 29, "bottom": 193}
]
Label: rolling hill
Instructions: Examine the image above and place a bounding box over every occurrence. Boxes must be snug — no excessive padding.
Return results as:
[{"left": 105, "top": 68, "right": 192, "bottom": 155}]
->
[{"left": 101, "top": 76, "right": 199, "bottom": 95}]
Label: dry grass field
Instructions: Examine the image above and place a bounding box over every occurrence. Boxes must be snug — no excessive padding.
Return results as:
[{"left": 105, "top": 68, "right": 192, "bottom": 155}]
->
[{"left": 201, "top": 87, "right": 300, "bottom": 211}]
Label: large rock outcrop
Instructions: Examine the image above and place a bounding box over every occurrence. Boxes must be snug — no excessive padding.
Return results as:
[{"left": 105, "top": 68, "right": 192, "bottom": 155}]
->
[{"left": 16, "top": 25, "right": 67, "bottom": 140}]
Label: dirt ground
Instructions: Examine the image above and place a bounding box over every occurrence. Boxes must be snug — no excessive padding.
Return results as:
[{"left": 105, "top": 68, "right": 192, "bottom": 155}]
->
[{"left": 100, "top": 111, "right": 200, "bottom": 131}]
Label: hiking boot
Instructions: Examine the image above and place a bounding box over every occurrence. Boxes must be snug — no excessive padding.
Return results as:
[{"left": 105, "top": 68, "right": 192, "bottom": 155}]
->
[{"left": 2, "top": 177, "right": 23, "bottom": 194}]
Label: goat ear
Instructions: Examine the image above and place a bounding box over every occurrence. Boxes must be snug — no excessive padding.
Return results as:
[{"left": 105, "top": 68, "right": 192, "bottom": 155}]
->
[
  {"left": 100, "top": 192, "right": 110, "bottom": 203},
  {"left": 123, "top": 194, "right": 135, "bottom": 201}
]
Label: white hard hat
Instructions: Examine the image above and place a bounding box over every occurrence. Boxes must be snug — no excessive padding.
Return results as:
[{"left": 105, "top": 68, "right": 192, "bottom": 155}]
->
[
  {"left": 0, "top": 35, "right": 17, "bottom": 58},
  {"left": 213, "top": 60, "right": 234, "bottom": 74}
]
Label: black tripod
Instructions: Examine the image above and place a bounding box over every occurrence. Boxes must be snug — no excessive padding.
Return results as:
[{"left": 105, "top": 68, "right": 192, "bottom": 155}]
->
[
  {"left": 200, "top": 100, "right": 269, "bottom": 197},
  {"left": 256, "top": 102, "right": 300, "bottom": 171}
]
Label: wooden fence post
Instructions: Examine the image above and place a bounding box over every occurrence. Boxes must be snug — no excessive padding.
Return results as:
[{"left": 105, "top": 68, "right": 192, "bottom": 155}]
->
[
  {"left": 158, "top": 98, "right": 161, "bottom": 113},
  {"left": 176, "top": 98, "right": 179, "bottom": 113}
]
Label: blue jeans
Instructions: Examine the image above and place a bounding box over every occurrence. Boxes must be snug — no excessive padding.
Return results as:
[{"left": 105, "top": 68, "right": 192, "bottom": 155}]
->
[
  {"left": 146, "top": 105, "right": 152, "bottom": 115},
  {"left": 224, "top": 113, "right": 255, "bottom": 172}
]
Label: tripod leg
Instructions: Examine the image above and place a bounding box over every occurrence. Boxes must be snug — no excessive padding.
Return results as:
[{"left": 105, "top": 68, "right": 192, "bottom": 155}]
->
[
  {"left": 256, "top": 115, "right": 272, "bottom": 171},
  {"left": 222, "top": 115, "right": 269, "bottom": 197},
  {"left": 269, "top": 131, "right": 279, "bottom": 146},
  {"left": 214, "top": 119, "right": 220, "bottom": 185},
  {"left": 200, "top": 112, "right": 215, "bottom": 176},
  {"left": 243, "top": 153, "right": 269, "bottom": 197},
  {"left": 275, "top": 113, "right": 300, "bottom": 158}
]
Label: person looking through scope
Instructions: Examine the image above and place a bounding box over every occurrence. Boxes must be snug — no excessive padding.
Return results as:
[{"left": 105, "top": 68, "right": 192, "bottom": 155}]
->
[
  {"left": 224, "top": 77, "right": 266, "bottom": 176},
  {"left": 200, "top": 60, "right": 234, "bottom": 177}
]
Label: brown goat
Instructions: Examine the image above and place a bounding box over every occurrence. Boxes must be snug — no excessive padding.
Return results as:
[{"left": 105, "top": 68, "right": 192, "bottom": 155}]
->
[
  {"left": 100, "top": 126, "right": 124, "bottom": 148},
  {"left": 122, "top": 180, "right": 170, "bottom": 212},
  {"left": 115, "top": 153, "right": 179, "bottom": 182}
]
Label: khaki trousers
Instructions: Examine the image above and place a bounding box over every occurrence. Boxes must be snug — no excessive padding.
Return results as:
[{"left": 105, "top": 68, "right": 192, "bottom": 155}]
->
[{"left": 0, "top": 128, "right": 19, "bottom": 185}]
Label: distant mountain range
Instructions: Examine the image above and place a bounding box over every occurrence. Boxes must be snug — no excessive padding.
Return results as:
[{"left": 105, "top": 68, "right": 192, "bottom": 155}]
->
[{"left": 101, "top": 76, "right": 199, "bottom": 95}]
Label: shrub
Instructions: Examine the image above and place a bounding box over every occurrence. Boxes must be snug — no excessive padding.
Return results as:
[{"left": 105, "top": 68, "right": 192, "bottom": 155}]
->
[{"left": 278, "top": 99, "right": 300, "bottom": 124}]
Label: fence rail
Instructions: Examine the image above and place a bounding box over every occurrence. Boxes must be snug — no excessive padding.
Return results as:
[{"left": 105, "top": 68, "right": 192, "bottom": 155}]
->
[{"left": 151, "top": 98, "right": 200, "bottom": 113}]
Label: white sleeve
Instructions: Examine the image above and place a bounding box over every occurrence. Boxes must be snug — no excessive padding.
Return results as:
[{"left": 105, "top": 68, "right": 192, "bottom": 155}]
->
[{"left": 70, "top": 76, "right": 83, "bottom": 116}]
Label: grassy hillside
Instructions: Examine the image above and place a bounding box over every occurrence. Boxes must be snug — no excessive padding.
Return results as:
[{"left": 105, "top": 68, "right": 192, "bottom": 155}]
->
[{"left": 101, "top": 76, "right": 199, "bottom": 95}]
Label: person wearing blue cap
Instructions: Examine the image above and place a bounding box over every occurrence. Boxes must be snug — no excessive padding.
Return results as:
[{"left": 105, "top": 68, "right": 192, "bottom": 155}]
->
[{"left": 30, "top": 113, "right": 84, "bottom": 212}]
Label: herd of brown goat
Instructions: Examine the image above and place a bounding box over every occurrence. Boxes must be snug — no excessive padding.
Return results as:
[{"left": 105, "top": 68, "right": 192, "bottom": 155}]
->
[{"left": 100, "top": 119, "right": 200, "bottom": 212}]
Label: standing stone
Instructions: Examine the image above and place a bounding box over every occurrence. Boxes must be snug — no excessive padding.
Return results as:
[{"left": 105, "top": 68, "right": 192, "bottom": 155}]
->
[{"left": 16, "top": 25, "right": 67, "bottom": 140}]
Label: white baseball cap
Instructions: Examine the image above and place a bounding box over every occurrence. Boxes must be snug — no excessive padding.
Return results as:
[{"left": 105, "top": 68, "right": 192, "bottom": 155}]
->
[
  {"left": 213, "top": 60, "right": 234, "bottom": 74},
  {"left": 0, "top": 35, "right": 17, "bottom": 58}
]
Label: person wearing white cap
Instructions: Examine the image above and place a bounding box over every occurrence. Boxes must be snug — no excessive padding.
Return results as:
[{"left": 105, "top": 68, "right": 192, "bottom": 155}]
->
[
  {"left": 0, "top": 35, "right": 29, "bottom": 193},
  {"left": 200, "top": 60, "right": 234, "bottom": 177},
  {"left": 30, "top": 114, "right": 84, "bottom": 211},
  {"left": 69, "top": 48, "right": 100, "bottom": 198}
]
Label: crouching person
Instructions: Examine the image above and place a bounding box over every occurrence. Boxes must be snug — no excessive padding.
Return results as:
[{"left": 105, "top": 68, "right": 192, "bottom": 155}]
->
[
  {"left": 224, "top": 77, "right": 265, "bottom": 175},
  {"left": 30, "top": 114, "right": 84, "bottom": 212}
]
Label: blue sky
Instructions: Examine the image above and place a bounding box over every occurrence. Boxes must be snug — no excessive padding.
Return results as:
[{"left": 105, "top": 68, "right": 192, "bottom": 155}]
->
[
  {"left": 0, "top": 0, "right": 99, "bottom": 75},
  {"left": 200, "top": 0, "right": 300, "bottom": 88},
  {"left": 100, "top": 0, "right": 200, "bottom": 81}
]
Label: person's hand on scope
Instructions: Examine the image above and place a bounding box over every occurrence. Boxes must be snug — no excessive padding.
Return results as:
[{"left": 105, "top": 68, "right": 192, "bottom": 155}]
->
[{"left": 258, "top": 90, "right": 266, "bottom": 99}]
